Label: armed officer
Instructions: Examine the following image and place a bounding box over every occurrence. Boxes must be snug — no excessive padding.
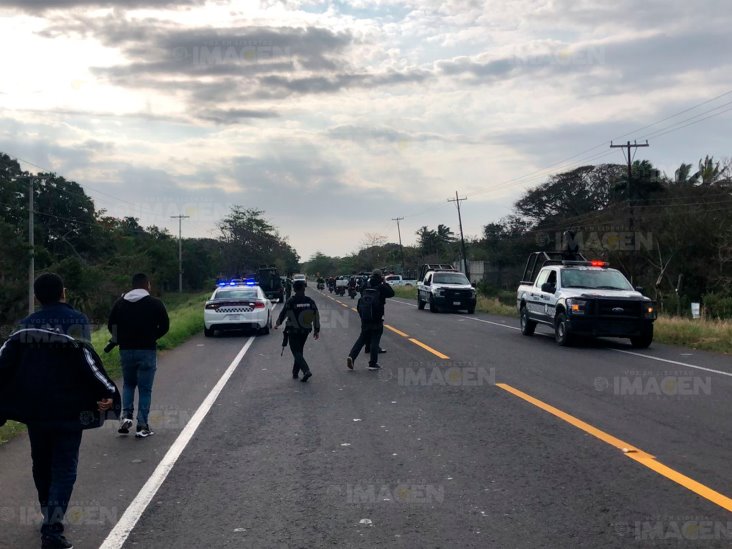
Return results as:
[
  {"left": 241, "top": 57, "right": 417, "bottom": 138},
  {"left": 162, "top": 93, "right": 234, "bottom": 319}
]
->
[{"left": 275, "top": 280, "right": 320, "bottom": 382}]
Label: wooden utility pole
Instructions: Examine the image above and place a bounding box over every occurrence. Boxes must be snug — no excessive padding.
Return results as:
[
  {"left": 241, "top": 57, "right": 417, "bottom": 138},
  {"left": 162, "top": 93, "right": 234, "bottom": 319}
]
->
[
  {"left": 447, "top": 191, "right": 470, "bottom": 281},
  {"left": 171, "top": 215, "right": 190, "bottom": 292},
  {"left": 28, "top": 177, "right": 34, "bottom": 314},
  {"left": 392, "top": 217, "right": 405, "bottom": 274}
]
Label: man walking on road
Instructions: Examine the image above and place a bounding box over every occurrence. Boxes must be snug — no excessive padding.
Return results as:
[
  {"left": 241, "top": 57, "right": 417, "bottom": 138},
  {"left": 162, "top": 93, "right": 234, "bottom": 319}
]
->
[
  {"left": 108, "top": 273, "right": 169, "bottom": 438},
  {"left": 275, "top": 280, "right": 320, "bottom": 382},
  {"left": 0, "top": 273, "right": 119, "bottom": 549},
  {"left": 347, "top": 269, "right": 394, "bottom": 371}
]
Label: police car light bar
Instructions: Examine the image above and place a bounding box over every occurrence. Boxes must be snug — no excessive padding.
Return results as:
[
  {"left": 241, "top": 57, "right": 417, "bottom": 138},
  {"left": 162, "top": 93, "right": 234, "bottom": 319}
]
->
[{"left": 590, "top": 260, "right": 609, "bottom": 267}]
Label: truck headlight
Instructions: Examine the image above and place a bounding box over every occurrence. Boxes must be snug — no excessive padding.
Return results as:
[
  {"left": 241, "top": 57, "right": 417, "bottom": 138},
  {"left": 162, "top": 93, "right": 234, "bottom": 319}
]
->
[
  {"left": 644, "top": 304, "right": 657, "bottom": 319},
  {"left": 434, "top": 289, "right": 444, "bottom": 297},
  {"left": 567, "top": 298, "right": 588, "bottom": 315},
  {"left": 470, "top": 289, "right": 477, "bottom": 298}
]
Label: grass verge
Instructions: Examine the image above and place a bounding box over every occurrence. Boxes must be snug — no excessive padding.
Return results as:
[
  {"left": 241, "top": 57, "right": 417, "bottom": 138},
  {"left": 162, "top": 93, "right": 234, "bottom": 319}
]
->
[{"left": 0, "top": 291, "right": 210, "bottom": 445}]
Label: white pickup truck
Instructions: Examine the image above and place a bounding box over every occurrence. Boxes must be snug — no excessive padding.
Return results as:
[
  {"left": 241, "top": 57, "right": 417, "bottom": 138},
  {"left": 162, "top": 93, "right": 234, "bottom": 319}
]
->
[
  {"left": 516, "top": 252, "right": 656, "bottom": 347},
  {"left": 384, "top": 274, "right": 417, "bottom": 287},
  {"left": 417, "top": 264, "right": 477, "bottom": 314}
]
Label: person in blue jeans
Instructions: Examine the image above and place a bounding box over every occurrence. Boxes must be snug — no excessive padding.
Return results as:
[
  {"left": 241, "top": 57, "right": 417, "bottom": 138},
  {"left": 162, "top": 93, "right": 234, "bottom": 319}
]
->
[
  {"left": 108, "top": 273, "right": 169, "bottom": 438},
  {"left": 0, "top": 273, "right": 119, "bottom": 549}
]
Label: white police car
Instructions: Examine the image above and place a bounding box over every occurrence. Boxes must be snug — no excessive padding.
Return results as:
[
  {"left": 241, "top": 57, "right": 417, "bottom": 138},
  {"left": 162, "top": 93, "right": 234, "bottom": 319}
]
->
[{"left": 204, "top": 280, "right": 273, "bottom": 337}]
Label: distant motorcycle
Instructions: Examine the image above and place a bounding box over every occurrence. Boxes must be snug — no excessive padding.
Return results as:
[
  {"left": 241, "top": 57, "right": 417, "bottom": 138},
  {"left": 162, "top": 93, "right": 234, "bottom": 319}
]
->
[
  {"left": 348, "top": 286, "right": 358, "bottom": 299},
  {"left": 317, "top": 282, "right": 325, "bottom": 290}
]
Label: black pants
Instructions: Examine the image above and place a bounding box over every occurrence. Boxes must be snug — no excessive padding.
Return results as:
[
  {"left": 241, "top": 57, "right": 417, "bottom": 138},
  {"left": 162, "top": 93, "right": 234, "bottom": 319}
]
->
[
  {"left": 349, "top": 323, "right": 384, "bottom": 367},
  {"left": 27, "top": 425, "right": 84, "bottom": 536},
  {"left": 288, "top": 331, "right": 311, "bottom": 376}
]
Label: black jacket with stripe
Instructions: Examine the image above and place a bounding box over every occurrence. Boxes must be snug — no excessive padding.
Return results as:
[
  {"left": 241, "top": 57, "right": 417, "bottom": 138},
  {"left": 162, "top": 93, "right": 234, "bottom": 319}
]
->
[{"left": 0, "top": 328, "right": 121, "bottom": 430}]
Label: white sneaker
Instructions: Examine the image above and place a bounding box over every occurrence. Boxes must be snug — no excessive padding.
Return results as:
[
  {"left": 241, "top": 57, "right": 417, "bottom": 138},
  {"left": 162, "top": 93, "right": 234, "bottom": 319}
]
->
[{"left": 118, "top": 418, "right": 133, "bottom": 435}]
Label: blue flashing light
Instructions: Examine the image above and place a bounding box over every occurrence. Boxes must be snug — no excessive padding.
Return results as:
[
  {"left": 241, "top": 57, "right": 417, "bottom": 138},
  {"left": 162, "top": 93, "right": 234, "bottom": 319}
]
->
[
  {"left": 217, "top": 282, "right": 226, "bottom": 287},
  {"left": 229, "top": 281, "right": 236, "bottom": 286}
]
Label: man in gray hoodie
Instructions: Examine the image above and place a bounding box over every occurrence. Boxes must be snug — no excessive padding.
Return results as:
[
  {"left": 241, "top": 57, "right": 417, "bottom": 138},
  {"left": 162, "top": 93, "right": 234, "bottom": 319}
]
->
[{"left": 107, "top": 273, "right": 169, "bottom": 438}]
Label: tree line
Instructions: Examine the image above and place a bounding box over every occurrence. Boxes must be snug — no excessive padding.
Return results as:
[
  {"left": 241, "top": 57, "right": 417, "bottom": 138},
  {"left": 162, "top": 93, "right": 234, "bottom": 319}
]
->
[
  {"left": 304, "top": 156, "right": 732, "bottom": 317},
  {"left": 0, "top": 153, "right": 300, "bottom": 329}
]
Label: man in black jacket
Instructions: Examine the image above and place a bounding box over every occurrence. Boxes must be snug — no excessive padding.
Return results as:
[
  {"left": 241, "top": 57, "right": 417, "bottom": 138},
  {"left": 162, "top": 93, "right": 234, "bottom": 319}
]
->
[
  {"left": 107, "top": 273, "right": 169, "bottom": 438},
  {"left": 0, "top": 273, "right": 119, "bottom": 549},
  {"left": 274, "top": 280, "right": 320, "bottom": 382},
  {"left": 347, "top": 269, "right": 395, "bottom": 371}
]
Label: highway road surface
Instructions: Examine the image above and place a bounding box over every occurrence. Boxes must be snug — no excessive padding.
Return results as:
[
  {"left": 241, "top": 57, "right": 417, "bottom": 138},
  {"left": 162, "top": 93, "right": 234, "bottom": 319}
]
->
[{"left": 1, "top": 288, "right": 731, "bottom": 548}]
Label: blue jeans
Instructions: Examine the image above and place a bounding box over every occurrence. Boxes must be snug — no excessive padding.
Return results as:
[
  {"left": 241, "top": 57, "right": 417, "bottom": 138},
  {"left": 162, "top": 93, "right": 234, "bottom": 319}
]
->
[
  {"left": 27, "top": 425, "right": 83, "bottom": 536},
  {"left": 120, "top": 350, "right": 157, "bottom": 427}
]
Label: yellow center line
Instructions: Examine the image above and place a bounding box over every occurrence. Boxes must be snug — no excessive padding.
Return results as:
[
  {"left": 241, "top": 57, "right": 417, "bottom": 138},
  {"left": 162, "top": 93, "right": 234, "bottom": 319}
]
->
[
  {"left": 496, "top": 383, "right": 732, "bottom": 513},
  {"left": 351, "top": 307, "right": 357, "bottom": 312},
  {"left": 408, "top": 338, "right": 450, "bottom": 359},
  {"left": 384, "top": 324, "right": 409, "bottom": 338}
]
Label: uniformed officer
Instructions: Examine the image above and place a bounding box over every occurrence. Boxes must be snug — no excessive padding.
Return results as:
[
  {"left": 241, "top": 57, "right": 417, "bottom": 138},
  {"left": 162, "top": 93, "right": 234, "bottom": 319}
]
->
[{"left": 275, "top": 280, "right": 320, "bottom": 382}]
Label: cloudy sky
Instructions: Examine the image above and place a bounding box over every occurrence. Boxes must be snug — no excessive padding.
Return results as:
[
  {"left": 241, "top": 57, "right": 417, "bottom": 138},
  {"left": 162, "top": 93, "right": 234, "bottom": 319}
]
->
[{"left": 1, "top": 0, "right": 730, "bottom": 260}]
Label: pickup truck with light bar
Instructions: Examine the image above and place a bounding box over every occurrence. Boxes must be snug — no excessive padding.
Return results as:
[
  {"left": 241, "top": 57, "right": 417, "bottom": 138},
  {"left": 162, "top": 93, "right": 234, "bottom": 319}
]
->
[
  {"left": 516, "top": 251, "right": 656, "bottom": 347},
  {"left": 417, "top": 263, "right": 477, "bottom": 314}
]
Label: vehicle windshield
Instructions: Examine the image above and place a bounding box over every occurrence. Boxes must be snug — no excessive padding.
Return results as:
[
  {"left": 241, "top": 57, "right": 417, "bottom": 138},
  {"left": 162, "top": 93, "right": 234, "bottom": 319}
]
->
[
  {"left": 213, "top": 289, "right": 259, "bottom": 300},
  {"left": 433, "top": 273, "right": 470, "bottom": 285},
  {"left": 561, "top": 269, "right": 633, "bottom": 290}
]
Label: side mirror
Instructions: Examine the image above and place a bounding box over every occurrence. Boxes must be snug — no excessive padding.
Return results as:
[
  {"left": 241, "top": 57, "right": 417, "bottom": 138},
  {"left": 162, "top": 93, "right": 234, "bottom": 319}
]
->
[{"left": 541, "top": 283, "right": 555, "bottom": 293}]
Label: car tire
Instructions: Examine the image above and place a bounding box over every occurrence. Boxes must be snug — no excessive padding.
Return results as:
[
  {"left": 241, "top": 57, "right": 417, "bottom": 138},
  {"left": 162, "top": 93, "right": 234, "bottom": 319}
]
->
[
  {"left": 554, "top": 312, "right": 573, "bottom": 346},
  {"left": 417, "top": 293, "right": 426, "bottom": 310},
  {"left": 630, "top": 325, "right": 653, "bottom": 348},
  {"left": 520, "top": 306, "right": 536, "bottom": 336},
  {"left": 204, "top": 326, "right": 214, "bottom": 338},
  {"left": 429, "top": 297, "right": 439, "bottom": 313}
]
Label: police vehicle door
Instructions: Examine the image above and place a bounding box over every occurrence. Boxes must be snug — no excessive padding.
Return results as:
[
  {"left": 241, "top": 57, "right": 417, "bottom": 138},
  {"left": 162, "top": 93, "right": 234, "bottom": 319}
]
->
[
  {"left": 420, "top": 273, "right": 432, "bottom": 302},
  {"left": 540, "top": 269, "right": 559, "bottom": 322},
  {"left": 528, "top": 269, "right": 551, "bottom": 322}
]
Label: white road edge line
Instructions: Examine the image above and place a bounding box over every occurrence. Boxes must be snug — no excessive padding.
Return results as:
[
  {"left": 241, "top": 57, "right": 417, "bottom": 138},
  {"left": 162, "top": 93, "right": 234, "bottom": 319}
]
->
[
  {"left": 101, "top": 336, "right": 258, "bottom": 548},
  {"left": 611, "top": 349, "right": 732, "bottom": 378}
]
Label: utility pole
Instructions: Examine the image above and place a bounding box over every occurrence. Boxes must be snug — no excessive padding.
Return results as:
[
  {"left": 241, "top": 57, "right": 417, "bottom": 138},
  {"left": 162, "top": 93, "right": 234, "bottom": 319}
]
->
[
  {"left": 28, "top": 177, "right": 34, "bottom": 315},
  {"left": 610, "top": 140, "right": 649, "bottom": 231},
  {"left": 392, "top": 217, "right": 405, "bottom": 274},
  {"left": 610, "top": 140, "right": 649, "bottom": 283},
  {"left": 171, "top": 215, "right": 190, "bottom": 293},
  {"left": 447, "top": 191, "right": 470, "bottom": 281}
]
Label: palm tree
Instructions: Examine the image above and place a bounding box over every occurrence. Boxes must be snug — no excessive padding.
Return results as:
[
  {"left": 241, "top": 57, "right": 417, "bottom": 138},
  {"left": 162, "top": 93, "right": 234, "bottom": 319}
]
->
[
  {"left": 697, "top": 155, "right": 721, "bottom": 186},
  {"left": 673, "top": 163, "right": 699, "bottom": 186}
]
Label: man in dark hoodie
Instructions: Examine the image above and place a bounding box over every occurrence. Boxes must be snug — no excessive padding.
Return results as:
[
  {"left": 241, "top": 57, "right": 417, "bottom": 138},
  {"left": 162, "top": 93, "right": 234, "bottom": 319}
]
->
[
  {"left": 107, "top": 273, "right": 169, "bottom": 438},
  {"left": 0, "top": 273, "right": 119, "bottom": 549}
]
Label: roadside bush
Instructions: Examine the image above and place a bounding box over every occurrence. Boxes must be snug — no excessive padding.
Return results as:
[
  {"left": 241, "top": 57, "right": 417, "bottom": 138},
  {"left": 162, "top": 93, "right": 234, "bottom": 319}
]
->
[{"left": 702, "top": 293, "right": 732, "bottom": 320}]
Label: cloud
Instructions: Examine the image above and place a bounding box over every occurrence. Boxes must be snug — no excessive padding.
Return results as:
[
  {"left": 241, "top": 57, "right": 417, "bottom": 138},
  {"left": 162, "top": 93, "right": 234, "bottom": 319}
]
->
[
  {"left": 195, "top": 108, "right": 280, "bottom": 125},
  {"left": 0, "top": 0, "right": 202, "bottom": 11}
]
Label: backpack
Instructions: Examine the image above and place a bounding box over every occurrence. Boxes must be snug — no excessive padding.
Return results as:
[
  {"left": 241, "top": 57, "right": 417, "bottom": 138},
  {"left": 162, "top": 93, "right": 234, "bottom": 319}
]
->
[{"left": 358, "top": 288, "right": 383, "bottom": 323}]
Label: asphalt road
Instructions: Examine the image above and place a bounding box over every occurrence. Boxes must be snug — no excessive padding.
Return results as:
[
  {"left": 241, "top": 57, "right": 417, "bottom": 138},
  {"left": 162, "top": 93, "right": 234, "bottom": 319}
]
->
[{"left": 1, "top": 288, "right": 731, "bottom": 548}]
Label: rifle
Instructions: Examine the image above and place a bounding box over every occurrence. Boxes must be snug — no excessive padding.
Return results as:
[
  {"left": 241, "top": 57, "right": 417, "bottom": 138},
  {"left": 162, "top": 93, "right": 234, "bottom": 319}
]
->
[{"left": 280, "top": 327, "right": 289, "bottom": 356}]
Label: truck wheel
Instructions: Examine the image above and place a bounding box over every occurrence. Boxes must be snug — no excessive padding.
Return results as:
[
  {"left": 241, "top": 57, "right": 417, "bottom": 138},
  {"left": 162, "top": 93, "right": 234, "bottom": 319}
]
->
[
  {"left": 520, "top": 306, "right": 536, "bottom": 336},
  {"left": 630, "top": 325, "right": 653, "bottom": 348},
  {"left": 554, "top": 312, "right": 573, "bottom": 346},
  {"left": 467, "top": 307, "right": 475, "bottom": 315},
  {"left": 204, "top": 326, "right": 214, "bottom": 338},
  {"left": 417, "top": 296, "right": 425, "bottom": 310},
  {"left": 429, "top": 298, "right": 439, "bottom": 313}
]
